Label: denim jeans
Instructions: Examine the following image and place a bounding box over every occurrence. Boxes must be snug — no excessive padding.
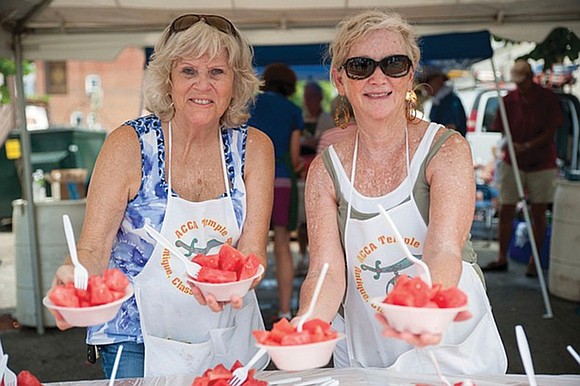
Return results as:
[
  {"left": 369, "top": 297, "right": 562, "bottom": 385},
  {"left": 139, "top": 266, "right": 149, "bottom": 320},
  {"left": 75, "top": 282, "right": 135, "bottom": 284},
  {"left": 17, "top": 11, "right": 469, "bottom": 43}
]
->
[{"left": 99, "top": 342, "right": 145, "bottom": 379}]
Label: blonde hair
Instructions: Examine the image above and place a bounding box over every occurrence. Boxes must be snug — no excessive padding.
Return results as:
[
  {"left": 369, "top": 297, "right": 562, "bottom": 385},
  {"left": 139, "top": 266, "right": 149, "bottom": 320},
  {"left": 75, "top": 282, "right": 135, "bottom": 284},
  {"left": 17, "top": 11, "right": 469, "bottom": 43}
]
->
[
  {"left": 329, "top": 10, "right": 421, "bottom": 78},
  {"left": 142, "top": 17, "right": 260, "bottom": 127}
]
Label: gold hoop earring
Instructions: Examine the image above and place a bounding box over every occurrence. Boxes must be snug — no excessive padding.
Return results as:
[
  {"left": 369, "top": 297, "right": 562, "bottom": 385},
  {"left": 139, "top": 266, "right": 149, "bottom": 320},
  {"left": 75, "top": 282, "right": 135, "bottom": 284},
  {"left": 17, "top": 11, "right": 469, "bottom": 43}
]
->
[
  {"left": 405, "top": 90, "right": 418, "bottom": 123},
  {"left": 334, "top": 96, "right": 351, "bottom": 130}
]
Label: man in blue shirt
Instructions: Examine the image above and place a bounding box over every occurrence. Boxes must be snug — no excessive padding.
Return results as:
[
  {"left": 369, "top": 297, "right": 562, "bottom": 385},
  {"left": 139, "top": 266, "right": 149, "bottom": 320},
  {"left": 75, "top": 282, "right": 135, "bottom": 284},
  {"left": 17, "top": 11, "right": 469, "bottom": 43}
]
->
[{"left": 422, "top": 66, "right": 467, "bottom": 137}]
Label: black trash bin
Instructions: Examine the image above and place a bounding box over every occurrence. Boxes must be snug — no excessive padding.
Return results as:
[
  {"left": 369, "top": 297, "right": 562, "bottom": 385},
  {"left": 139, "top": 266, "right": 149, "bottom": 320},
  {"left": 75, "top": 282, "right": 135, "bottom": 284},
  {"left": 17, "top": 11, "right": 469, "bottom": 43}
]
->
[{"left": 0, "top": 127, "right": 106, "bottom": 220}]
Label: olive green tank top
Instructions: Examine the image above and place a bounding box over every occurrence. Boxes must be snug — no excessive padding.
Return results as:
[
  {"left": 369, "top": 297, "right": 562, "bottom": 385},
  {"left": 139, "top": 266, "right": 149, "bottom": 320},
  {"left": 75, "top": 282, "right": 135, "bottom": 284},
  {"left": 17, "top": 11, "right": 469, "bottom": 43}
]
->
[{"left": 321, "top": 128, "right": 485, "bottom": 285}]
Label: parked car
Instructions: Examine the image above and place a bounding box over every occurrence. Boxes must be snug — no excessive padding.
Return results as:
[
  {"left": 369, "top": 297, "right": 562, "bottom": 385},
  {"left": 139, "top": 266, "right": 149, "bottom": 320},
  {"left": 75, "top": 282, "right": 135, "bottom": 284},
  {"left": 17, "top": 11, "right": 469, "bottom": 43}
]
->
[
  {"left": 463, "top": 86, "right": 513, "bottom": 165},
  {"left": 420, "top": 85, "right": 512, "bottom": 165},
  {"left": 463, "top": 85, "right": 580, "bottom": 174}
]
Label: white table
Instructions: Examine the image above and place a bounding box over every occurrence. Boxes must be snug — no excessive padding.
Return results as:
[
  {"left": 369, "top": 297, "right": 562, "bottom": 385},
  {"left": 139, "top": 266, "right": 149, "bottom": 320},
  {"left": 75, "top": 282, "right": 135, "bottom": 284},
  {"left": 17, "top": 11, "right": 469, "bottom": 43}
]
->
[{"left": 46, "top": 368, "right": 580, "bottom": 385}]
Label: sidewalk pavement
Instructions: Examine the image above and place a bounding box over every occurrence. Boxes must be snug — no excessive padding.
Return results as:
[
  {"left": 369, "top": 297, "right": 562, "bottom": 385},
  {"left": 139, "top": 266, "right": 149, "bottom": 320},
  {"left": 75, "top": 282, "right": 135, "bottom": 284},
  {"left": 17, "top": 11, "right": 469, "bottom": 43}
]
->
[{"left": 0, "top": 229, "right": 579, "bottom": 383}]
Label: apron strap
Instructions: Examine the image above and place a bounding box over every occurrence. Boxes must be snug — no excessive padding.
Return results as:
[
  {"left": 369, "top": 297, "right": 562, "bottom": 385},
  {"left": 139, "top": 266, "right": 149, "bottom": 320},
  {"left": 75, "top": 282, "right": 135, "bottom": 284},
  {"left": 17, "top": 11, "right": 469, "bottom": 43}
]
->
[
  {"left": 218, "top": 129, "right": 231, "bottom": 197},
  {"left": 167, "top": 121, "right": 173, "bottom": 192}
]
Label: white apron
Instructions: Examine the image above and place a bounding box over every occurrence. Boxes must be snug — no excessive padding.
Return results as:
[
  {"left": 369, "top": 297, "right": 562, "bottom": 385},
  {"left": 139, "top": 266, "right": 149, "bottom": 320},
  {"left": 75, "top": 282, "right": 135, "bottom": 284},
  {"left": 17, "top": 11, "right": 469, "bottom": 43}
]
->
[
  {"left": 134, "top": 123, "right": 268, "bottom": 377},
  {"left": 332, "top": 123, "right": 507, "bottom": 374}
]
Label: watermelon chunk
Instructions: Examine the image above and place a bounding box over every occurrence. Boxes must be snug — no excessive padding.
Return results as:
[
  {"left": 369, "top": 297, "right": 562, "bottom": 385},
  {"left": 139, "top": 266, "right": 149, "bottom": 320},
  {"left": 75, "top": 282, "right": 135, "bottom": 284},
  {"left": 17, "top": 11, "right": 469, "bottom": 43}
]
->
[
  {"left": 48, "top": 283, "right": 79, "bottom": 308},
  {"left": 238, "top": 253, "right": 261, "bottom": 280},
  {"left": 197, "top": 267, "right": 237, "bottom": 284},
  {"left": 192, "top": 253, "right": 220, "bottom": 269},
  {"left": 218, "top": 244, "right": 246, "bottom": 272},
  {"left": 253, "top": 317, "right": 338, "bottom": 346},
  {"left": 103, "top": 268, "right": 130, "bottom": 292},
  {"left": 88, "top": 276, "right": 115, "bottom": 305}
]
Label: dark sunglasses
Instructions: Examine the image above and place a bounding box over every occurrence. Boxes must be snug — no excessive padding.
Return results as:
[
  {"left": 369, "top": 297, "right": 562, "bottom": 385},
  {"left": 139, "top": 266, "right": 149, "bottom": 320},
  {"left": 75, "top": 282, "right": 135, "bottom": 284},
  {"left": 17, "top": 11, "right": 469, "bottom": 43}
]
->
[
  {"left": 340, "top": 55, "right": 412, "bottom": 80},
  {"left": 166, "top": 14, "right": 238, "bottom": 42}
]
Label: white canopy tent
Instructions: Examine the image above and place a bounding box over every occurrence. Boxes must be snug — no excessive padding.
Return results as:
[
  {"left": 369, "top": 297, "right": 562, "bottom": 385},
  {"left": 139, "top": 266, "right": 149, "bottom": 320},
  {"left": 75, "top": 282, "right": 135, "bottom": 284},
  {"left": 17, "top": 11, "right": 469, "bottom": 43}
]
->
[
  {"left": 2, "top": 0, "right": 578, "bottom": 333},
  {"left": 1, "top": 0, "right": 580, "bottom": 61}
]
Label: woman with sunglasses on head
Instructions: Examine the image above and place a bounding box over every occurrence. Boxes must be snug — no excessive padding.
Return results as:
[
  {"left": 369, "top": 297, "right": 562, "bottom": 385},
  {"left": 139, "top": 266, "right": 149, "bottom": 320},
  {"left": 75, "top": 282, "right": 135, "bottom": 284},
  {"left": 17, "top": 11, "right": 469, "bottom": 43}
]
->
[
  {"left": 295, "top": 10, "right": 507, "bottom": 374},
  {"left": 47, "top": 14, "right": 273, "bottom": 378}
]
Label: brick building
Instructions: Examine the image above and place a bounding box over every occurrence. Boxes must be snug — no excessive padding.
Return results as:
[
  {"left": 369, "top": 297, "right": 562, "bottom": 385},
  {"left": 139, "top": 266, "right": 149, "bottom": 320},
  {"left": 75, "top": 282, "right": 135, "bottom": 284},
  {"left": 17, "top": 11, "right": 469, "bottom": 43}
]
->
[{"left": 34, "top": 46, "right": 146, "bottom": 133}]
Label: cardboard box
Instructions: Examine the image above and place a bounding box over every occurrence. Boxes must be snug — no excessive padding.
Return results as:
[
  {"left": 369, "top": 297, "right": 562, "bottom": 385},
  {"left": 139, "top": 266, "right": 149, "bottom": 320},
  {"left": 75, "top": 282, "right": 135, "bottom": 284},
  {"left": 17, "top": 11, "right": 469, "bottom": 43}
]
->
[{"left": 49, "top": 168, "right": 88, "bottom": 200}]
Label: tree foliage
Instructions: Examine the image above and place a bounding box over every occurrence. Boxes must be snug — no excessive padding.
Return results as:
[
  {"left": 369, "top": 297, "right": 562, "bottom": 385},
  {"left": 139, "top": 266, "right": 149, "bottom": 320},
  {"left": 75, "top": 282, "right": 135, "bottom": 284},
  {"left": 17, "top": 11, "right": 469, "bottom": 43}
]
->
[
  {"left": 0, "top": 57, "right": 32, "bottom": 104},
  {"left": 517, "top": 27, "right": 580, "bottom": 70}
]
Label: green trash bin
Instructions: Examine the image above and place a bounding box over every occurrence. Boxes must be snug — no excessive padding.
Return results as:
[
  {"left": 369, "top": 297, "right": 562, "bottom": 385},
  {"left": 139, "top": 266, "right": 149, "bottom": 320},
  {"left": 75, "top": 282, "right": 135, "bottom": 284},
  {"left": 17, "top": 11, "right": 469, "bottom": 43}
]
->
[{"left": 0, "top": 127, "right": 106, "bottom": 221}]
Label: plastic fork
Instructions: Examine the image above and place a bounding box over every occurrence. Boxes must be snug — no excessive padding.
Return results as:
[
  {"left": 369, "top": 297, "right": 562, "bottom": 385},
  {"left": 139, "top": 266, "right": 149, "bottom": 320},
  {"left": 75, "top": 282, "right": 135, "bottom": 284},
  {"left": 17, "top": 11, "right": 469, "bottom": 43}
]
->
[
  {"left": 515, "top": 325, "right": 537, "bottom": 386},
  {"left": 108, "top": 344, "right": 123, "bottom": 386},
  {"left": 143, "top": 224, "right": 201, "bottom": 278},
  {"left": 567, "top": 345, "right": 580, "bottom": 366},
  {"left": 3, "top": 368, "right": 16, "bottom": 386},
  {"left": 427, "top": 349, "right": 452, "bottom": 386},
  {"left": 0, "top": 354, "right": 7, "bottom": 385},
  {"left": 297, "top": 262, "right": 329, "bottom": 332},
  {"left": 63, "top": 214, "right": 88, "bottom": 290},
  {"left": 228, "top": 347, "right": 267, "bottom": 386},
  {"left": 377, "top": 204, "right": 432, "bottom": 287},
  {"left": 2, "top": 355, "right": 17, "bottom": 386}
]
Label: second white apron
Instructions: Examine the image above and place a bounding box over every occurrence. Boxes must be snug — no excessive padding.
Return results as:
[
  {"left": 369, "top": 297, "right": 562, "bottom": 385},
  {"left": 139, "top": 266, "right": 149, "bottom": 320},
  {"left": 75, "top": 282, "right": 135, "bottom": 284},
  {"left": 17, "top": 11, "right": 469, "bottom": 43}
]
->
[{"left": 134, "top": 124, "right": 267, "bottom": 377}]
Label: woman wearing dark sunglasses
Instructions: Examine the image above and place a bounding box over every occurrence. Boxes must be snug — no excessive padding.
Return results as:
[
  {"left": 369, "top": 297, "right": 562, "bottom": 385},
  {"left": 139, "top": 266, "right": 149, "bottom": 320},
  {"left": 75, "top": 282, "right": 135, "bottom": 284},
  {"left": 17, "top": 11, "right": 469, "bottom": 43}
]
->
[
  {"left": 48, "top": 14, "right": 273, "bottom": 378},
  {"left": 295, "top": 10, "right": 507, "bottom": 374}
]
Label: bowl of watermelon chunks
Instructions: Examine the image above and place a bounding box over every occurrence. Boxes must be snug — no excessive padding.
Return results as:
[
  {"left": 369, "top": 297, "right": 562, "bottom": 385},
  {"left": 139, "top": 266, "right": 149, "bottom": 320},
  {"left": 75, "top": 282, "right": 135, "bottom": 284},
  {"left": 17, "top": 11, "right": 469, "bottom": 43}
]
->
[
  {"left": 43, "top": 268, "right": 133, "bottom": 327},
  {"left": 371, "top": 275, "right": 468, "bottom": 335},
  {"left": 192, "top": 361, "right": 267, "bottom": 386},
  {"left": 187, "top": 244, "right": 265, "bottom": 302},
  {"left": 253, "top": 318, "right": 343, "bottom": 372}
]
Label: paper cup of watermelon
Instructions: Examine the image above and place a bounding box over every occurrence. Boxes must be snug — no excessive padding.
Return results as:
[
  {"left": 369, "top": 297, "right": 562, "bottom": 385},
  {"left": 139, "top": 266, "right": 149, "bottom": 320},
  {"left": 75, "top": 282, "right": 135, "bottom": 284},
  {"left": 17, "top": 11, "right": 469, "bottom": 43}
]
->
[
  {"left": 371, "top": 275, "right": 469, "bottom": 335},
  {"left": 186, "top": 245, "right": 265, "bottom": 301},
  {"left": 253, "top": 318, "right": 344, "bottom": 372},
  {"left": 43, "top": 268, "right": 133, "bottom": 327}
]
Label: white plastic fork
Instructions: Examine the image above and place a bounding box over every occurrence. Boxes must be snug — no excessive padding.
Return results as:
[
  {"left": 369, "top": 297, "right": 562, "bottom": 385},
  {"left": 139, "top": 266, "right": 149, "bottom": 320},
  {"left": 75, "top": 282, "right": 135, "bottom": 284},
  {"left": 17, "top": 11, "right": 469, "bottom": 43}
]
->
[
  {"left": 2, "top": 355, "right": 17, "bottom": 386},
  {"left": 108, "top": 344, "right": 123, "bottom": 386},
  {"left": 228, "top": 347, "right": 267, "bottom": 386},
  {"left": 63, "top": 214, "right": 88, "bottom": 290},
  {"left": 427, "top": 350, "right": 451, "bottom": 386},
  {"left": 516, "top": 325, "right": 537, "bottom": 386},
  {"left": 297, "top": 262, "right": 329, "bottom": 332},
  {"left": 567, "top": 345, "right": 580, "bottom": 366},
  {"left": 377, "top": 204, "right": 432, "bottom": 287},
  {"left": 0, "top": 354, "right": 7, "bottom": 386},
  {"left": 144, "top": 224, "right": 202, "bottom": 278}
]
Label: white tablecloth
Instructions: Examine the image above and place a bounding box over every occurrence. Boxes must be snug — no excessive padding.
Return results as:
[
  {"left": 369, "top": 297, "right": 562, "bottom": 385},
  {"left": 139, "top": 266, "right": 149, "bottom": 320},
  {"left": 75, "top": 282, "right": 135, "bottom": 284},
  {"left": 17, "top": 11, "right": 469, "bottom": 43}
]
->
[{"left": 46, "top": 368, "right": 580, "bottom": 385}]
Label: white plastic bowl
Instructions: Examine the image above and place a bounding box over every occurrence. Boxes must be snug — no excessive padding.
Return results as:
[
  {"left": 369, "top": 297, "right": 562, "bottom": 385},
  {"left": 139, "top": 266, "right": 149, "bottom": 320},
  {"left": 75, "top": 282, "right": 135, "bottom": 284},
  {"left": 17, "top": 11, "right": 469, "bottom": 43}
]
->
[
  {"left": 43, "top": 285, "right": 133, "bottom": 327},
  {"left": 371, "top": 296, "right": 468, "bottom": 335},
  {"left": 257, "top": 334, "right": 344, "bottom": 372},
  {"left": 188, "top": 264, "right": 265, "bottom": 301}
]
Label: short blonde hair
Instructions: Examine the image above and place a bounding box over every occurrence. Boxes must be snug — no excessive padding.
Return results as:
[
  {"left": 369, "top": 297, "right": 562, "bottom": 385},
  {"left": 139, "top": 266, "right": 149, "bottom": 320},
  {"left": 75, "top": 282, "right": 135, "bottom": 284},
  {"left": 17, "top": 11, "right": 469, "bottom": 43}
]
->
[
  {"left": 329, "top": 10, "right": 421, "bottom": 78},
  {"left": 143, "top": 16, "right": 260, "bottom": 127}
]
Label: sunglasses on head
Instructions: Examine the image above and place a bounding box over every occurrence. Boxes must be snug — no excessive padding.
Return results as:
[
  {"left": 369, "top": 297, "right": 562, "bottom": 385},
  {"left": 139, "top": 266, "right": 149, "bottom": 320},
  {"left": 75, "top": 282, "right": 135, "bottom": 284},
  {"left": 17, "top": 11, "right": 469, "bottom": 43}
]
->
[
  {"left": 166, "top": 14, "right": 238, "bottom": 42},
  {"left": 340, "top": 55, "right": 412, "bottom": 80}
]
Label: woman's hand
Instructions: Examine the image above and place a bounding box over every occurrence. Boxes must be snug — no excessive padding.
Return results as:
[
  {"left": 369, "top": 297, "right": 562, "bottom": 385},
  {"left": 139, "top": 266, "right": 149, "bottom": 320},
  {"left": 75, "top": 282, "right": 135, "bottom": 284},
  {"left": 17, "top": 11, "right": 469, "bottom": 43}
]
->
[
  {"left": 47, "top": 265, "right": 75, "bottom": 330},
  {"left": 188, "top": 281, "right": 244, "bottom": 312},
  {"left": 375, "top": 310, "right": 472, "bottom": 347},
  {"left": 375, "top": 313, "right": 442, "bottom": 347}
]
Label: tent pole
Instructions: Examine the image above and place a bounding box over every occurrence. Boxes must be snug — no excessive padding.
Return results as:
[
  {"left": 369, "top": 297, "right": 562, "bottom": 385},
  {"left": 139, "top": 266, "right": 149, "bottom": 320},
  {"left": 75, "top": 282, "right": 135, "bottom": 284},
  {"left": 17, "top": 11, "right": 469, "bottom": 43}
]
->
[
  {"left": 13, "top": 32, "right": 46, "bottom": 334},
  {"left": 490, "top": 58, "right": 553, "bottom": 319}
]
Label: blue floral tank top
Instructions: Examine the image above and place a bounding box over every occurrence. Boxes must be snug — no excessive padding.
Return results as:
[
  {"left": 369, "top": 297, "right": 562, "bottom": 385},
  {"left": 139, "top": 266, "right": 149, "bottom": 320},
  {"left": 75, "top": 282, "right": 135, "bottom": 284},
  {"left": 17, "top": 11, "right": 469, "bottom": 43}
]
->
[{"left": 87, "top": 114, "right": 248, "bottom": 345}]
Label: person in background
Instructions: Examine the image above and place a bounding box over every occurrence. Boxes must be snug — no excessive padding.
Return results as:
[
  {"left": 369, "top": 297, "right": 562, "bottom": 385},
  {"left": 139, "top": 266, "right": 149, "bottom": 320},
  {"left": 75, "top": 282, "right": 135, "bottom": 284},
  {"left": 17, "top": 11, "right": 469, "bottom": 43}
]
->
[
  {"left": 316, "top": 95, "right": 357, "bottom": 154},
  {"left": 301, "top": 81, "right": 336, "bottom": 155},
  {"left": 248, "top": 63, "right": 303, "bottom": 321},
  {"left": 420, "top": 65, "right": 467, "bottom": 137},
  {"left": 296, "top": 81, "right": 336, "bottom": 275},
  {"left": 295, "top": 9, "right": 507, "bottom": 374},
  {"left": 482, "top": 59, "right": 563, "bottom": 277},
  {"left": 47, "top": 14, "right": 274, "bottom": 378}
]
